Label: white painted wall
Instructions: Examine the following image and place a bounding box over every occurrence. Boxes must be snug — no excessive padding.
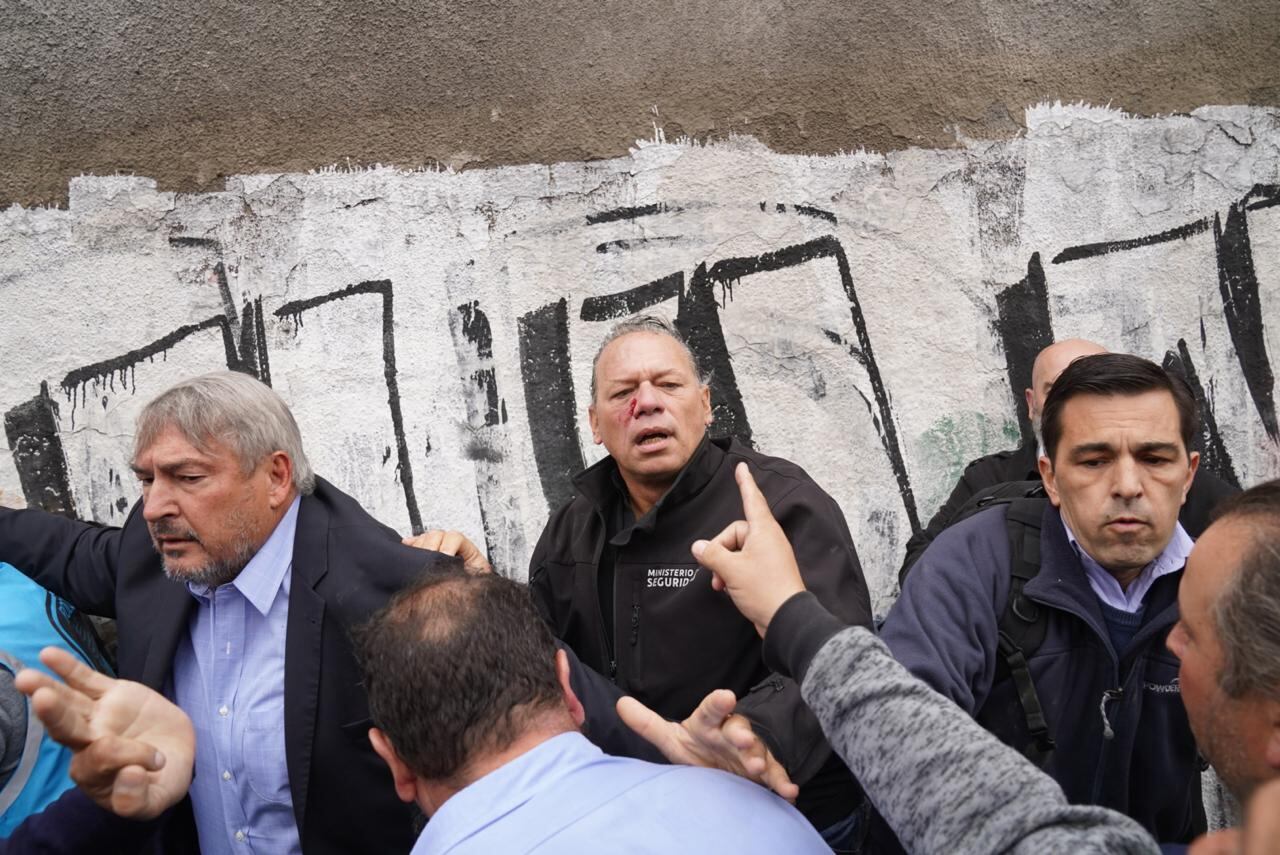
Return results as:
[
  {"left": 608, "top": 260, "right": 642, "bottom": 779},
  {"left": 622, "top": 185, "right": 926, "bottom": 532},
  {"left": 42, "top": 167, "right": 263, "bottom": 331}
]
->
[{"left": 2, "top": 104, "right": 1278, "bottom": 613}]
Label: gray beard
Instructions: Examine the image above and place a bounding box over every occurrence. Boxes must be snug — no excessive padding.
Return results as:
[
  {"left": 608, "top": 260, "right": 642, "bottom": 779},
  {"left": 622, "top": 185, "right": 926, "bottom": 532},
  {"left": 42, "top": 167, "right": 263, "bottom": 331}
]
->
[{"left": 161, "top": 541, "right": 257, "bottom": 588}]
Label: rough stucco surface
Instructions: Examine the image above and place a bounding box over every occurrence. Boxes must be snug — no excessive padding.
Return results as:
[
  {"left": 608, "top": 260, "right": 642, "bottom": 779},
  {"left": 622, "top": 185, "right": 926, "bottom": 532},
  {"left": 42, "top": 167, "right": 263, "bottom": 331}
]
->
[
  {"left": 2, "top": 0, "right": 1280, "bottom": 206},
  {"left": 1, "top": 104, "right": 1278, "bottom": 614}
]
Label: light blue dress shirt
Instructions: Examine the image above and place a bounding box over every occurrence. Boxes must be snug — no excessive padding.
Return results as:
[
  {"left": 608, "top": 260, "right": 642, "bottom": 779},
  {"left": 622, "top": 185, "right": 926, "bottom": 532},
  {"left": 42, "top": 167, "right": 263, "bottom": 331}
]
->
[
  {"left": 171, "top": 496, "right": 302, "bottom": 855},
  {"left": 1063, "top": 518, "right": 1193, "bottom": 613},
  {"left": 412, "top": 731, "right": 830, "bottom": 855}
]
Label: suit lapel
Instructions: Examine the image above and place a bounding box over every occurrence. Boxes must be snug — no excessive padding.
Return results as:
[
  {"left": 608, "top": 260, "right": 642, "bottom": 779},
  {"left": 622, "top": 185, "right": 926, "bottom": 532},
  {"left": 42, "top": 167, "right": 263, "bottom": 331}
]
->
[
  {"left": 140, "top": 576, "right": 197, "bottom": 690},
  {"left": 283, "top": 491, "right": 330, "bottom": 843}
]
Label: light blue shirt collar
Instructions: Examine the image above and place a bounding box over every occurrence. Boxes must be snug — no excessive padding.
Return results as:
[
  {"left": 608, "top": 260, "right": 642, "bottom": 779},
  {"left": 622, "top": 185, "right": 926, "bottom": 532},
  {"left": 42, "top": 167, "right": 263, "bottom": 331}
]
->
[
  {"left": 186, "top": 495, "right": 301, "bottom": 615},
  {"left": 1063, "top": 515, "right": 1192, "bottom": 614},
  {"left": 415, "top": 731, "right": 592, "bottom": 855}
]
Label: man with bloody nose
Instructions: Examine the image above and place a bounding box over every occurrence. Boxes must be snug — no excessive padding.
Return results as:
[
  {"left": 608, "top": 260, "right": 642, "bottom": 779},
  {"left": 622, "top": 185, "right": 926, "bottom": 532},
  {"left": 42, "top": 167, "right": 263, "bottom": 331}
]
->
[{"left": 528, "top": 315, "right": 873, "bottom": 840}]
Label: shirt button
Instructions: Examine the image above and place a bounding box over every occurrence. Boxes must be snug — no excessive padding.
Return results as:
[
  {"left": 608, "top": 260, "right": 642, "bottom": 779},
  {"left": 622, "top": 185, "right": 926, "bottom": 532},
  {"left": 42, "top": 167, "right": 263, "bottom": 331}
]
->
[
  {"left": 235, "top": 830, "right": 246, "bottom": 842},
  {"left": 218, "top": 705, "right": 230, "bottom": 717},
  {"left": 222, "top": 770, "right": 232, "bottom": 781}
]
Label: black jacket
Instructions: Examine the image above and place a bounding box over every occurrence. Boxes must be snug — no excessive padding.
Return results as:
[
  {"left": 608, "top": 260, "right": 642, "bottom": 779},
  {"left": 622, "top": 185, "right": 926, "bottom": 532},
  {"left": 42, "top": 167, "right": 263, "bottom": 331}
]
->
[
  {"left": 901, "top": 441, "right": 1238, "bottom": 579},
  {"left": 529, "top": 436, "right": 873, "bottom": 824},
  {"left": 0, "top": 478, "right": 647, "bottom": 854}
]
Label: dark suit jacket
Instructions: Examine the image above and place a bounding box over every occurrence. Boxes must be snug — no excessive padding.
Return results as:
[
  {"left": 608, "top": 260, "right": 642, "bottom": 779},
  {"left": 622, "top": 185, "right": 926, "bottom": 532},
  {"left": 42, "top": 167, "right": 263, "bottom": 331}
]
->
[{"left": 0, "top": 478, "right": 644, "bottom": 854}]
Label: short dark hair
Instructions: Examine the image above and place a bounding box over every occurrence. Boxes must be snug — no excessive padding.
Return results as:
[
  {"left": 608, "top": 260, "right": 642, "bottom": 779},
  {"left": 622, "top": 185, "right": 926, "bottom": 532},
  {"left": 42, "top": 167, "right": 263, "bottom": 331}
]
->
[
  {"left": 353, "top": 572, "right": 564, "bottom": 783},
  {"left": 1211, "top": 480, "right": 1280, "bottom": 700},
  {"left": 1040, "top": 353, "right": 1198, "bottom": 463}
]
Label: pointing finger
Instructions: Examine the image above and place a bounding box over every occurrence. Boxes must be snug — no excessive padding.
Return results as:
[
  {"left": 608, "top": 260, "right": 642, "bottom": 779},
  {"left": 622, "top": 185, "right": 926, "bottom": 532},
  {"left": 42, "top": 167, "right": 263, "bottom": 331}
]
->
[{"left": 733, "top": 463, "right": 774, "bottom": 527}]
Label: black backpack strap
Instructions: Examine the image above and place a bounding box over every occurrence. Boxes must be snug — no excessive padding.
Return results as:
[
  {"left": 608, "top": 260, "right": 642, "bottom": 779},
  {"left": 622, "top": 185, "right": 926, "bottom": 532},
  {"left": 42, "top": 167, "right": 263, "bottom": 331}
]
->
[{"left": 997, "top": 497, "right": 1055, "bottom": 763}]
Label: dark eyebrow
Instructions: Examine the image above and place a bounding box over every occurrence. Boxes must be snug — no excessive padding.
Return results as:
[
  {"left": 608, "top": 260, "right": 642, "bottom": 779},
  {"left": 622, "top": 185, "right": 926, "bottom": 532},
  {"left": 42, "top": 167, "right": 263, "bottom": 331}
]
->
[
  {"left": 130, "top": 458, "right": 209, "bottom": 476},
  {"left": 1068, "top": 442, "right": 1114, "bottom": 458},
  {"left": 1135, "top": 442, "right": 1182, "bottom": 456}
]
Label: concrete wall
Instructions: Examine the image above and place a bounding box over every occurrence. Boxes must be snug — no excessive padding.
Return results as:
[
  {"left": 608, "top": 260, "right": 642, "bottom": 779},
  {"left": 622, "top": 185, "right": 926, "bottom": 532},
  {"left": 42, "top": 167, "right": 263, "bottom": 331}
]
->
[
  {"left": 2, "top": 104, "right": 1278, "bottom": 611},
  {"left": 3, "top": 0, "right": 1279, "bottom": 208}
]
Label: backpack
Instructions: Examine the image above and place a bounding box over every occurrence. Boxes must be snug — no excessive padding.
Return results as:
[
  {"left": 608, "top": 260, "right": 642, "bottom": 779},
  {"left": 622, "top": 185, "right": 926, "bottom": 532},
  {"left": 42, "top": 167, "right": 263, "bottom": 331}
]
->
[{"left": 946, "top": 479, "right": 1056, "bottom": 763}]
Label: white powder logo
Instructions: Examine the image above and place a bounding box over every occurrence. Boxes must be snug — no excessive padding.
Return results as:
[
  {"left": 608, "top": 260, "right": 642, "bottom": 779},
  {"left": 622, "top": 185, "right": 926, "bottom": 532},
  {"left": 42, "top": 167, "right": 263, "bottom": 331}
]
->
[{"left": 647, "top": 567, "right": 698, "bottom": 589}]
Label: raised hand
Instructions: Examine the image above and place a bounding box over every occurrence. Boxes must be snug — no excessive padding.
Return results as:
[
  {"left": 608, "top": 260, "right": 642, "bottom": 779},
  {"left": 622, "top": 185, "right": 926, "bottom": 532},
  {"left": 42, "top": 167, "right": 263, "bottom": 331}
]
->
[
  {"left": 402, "top": 529, "right": 492, "bottom": 574},
  {"left": 617, "top": 688, "right": 799, "bottom": 802},
  {"left": 14, "top": 647, "right": 195, "bottom": 819},
  {"left": 691, "top": 462, "right": 807, "bottom": 636}
]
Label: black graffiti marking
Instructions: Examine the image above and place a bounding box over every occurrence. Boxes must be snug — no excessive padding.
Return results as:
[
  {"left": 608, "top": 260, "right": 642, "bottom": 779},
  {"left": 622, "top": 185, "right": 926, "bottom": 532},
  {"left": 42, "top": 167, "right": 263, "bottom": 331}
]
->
[
  {"left": 1244, "top": 185, "right": 1280, "bottom": 211},
  {"left": 677, "top": 263, "right": 754, "bottom": 448},
  {"left": 702, "top": 235, "right": 920, "bottom": 533},
  {"left": 995, "top": 253, "right": 1055, "bottom": 448},
  {"left": 275, "top": 280, "right": 423, "bottom": 533},
  {"left": 449, "top": 301, "right": 525, "bottom": 572},
  {"left": 237, "top": 298, "right": 272, "bottom": 387},
  {"left": 1163, "top": 343, "right": 1240, "bottom": 488},
  {"left": 518, "top": 298, "right": 585, "bottom": 513},
  {"left": 579, "top": 272, "right": 684, "bottom": 322},
  {"left": 1051, "top": 218, "right": 1213, "bottom": 264},
  {"left": 167, "top": 236, "right": 220, "bottom": 249},
  {"left": 585, "top": 203, "right": 678, "bottom": 226},
  {"left": 168, "top": 235, "right": 246, "bottom": 350},
  {"left": 456, "top": 301, "right": 502, "bottom": 427},
  {"left": 59, "top": 315, "right": 242, "bottom": 425},
  {"left": 1213, "top": 196, "right": 1278, "bottom": 442},
  {"left": 793, "top": 205, "right": 837, "bottom": 224},
  {"left": 3, "top": 383, "right": 77, "bottom": 518},
  {"left": 595, "top": 236, "right": 686, "bottom": 254}
]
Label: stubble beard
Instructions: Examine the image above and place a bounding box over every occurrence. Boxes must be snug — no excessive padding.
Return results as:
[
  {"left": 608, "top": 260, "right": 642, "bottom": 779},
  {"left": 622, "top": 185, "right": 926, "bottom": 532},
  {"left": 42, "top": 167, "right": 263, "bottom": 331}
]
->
[{"left": 154, "top": 508, "right": 260, "bottom": 589}]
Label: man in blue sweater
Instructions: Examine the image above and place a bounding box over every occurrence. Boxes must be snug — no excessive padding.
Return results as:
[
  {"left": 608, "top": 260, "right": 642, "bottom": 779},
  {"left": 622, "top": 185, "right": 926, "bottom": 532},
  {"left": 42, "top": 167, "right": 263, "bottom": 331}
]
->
[{"left": 880, "top": 353, "right": 1205, "bottom": 843}]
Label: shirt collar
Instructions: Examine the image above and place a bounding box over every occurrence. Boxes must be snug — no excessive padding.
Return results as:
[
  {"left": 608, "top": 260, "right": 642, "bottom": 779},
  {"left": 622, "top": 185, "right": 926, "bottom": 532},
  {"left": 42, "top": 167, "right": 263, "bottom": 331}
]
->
[
  {"left": 186, "top": 495, "right": 301, "bottom": 615},
  {"left": 1062, "top": 515, "right": 1193, "bottom": 613},
  {"left": 415, "top": 732, "right": 598, "bottom": 854}
]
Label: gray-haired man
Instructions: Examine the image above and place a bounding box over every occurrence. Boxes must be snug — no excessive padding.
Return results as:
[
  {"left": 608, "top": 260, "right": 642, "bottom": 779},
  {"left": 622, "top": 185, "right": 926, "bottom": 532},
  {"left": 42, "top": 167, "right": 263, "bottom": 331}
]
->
[{"left": 0, "top": 371, "right": 634, "bottom": 855}]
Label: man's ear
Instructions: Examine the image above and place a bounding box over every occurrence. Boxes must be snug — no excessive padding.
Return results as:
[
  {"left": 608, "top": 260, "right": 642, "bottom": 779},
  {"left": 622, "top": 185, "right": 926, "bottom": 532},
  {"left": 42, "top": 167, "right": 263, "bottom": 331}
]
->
[
  {"left": 555, "top": 649, "right": 586, "bottom": 727},
  {"left": 1264, "top": 700, "right": 1280, "bottom": 774},
  {"left": 1183, "top": 450, "right": 1201, "bottom": 505},
  {"left": 588, "top": 404, "right": 602, "bottom": 445},
  {"left": 265, "top": 451, "right": 294, "bottom": 509},
  {"left": 1024, "top": 388, "right": 1035, "bottom": 423},
  {"left": 1038, "top": 453, "right": 1061, "bottom": 507},
  {"left": 369, "top": 727, "right": 419, "bottom": 805}
]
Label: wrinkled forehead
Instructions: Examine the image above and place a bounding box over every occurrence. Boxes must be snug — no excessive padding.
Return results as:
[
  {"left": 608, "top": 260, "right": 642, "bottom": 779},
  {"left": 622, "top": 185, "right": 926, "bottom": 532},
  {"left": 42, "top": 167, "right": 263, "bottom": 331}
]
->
[
  {"left": 594, "top": 331, "right": 699, "bottom": 384},
  {"left": 132, "top": 422, "right": 236, "bottom": 467}
]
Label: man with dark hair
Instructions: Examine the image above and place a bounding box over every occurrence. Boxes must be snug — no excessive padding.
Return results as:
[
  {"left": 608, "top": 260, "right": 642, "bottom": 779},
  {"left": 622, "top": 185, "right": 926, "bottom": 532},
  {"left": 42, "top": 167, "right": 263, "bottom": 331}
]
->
[
  {"left": 878, "top": 353, "right": 1207, "bottom": 843},
  {"left": 900, "top": 339, "right": 1236, "bottom": 576},
  {"left": 636, "top": 464, "right": 1280, "bottom": 853},
  {"left": 528, "top": 315, "right": 872, "bottom": 836},
  {"left": 354, "top": 571, "right": 830, "bottom": 854}
]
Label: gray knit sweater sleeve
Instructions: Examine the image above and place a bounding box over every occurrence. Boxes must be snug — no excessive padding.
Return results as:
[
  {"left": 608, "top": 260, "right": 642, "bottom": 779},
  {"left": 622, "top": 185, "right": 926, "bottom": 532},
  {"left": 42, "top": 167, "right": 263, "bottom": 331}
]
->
[{"left": 773, "top": 594, "right": 1159, "bottom": 854}]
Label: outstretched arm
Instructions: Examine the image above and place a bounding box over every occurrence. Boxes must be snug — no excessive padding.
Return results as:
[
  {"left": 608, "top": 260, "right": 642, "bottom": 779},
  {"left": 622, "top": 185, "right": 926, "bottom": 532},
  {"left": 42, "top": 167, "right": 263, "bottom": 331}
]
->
[
  {"left": 684, "top": 463, "right": 1158, "bottom": 855},
  {"left": 14, "top": 647, "right": 194, "bottom": 820}
]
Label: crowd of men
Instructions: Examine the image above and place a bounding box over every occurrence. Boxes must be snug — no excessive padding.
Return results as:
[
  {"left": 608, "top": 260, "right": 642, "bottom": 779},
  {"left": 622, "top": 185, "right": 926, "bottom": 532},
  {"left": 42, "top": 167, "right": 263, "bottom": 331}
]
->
[{"left": 0, "top": 316, "right": 1278, "bottom": 854}]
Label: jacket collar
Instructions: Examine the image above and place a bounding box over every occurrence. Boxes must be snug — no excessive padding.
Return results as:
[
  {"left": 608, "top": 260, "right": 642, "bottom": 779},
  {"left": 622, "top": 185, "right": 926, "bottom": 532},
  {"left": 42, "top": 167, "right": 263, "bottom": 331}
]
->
[
  {"left": 572, "top": 435, "right": 729, "bottom": 541},
  {"left": 1014, "top": 440, "right": 1040, "bottom": 480},
  {"left": 1025, "top": 505, "right": 1182, "bottom": 657}
]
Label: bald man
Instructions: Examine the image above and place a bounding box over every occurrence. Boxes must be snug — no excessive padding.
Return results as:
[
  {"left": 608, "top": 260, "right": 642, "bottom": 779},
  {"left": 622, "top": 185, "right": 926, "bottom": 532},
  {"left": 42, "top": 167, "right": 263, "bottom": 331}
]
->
[{"left": 900, "top": 340, "right": 1237, "bottom": 578}]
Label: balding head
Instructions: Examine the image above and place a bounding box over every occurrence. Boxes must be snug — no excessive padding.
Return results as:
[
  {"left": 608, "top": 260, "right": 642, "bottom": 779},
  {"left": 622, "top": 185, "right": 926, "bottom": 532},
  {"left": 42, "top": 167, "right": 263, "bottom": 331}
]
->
[{"left": 1026, "top": 339, "right": 1108, "bottom": 434}]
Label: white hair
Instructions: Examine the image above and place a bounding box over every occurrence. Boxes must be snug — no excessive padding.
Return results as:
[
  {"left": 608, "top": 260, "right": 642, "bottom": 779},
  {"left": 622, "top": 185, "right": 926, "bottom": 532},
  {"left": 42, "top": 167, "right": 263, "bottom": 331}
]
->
[{"left": 133, "top": 371, "right": 315, "bottom": 494}]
